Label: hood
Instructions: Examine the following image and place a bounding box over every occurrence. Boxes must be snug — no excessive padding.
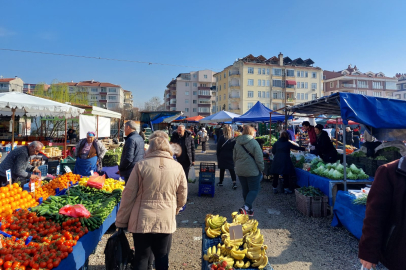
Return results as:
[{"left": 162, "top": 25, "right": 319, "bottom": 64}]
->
[{"left": 236, "top": 135, "right": 254, "bottom": 145}]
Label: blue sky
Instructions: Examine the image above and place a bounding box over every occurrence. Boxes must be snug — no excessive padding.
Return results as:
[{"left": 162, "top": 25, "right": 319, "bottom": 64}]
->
[{"left": 1, "top": 0, "right": 404, "bottom": 106}]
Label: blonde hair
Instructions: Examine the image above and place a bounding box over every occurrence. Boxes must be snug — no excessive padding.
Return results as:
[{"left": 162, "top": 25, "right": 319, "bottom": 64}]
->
[
  {"left": 223, "top": 125, "right": 233, "bottom": 140},
  {"left": 242, "top": 125, "right": 255, "bottom": 136},
  {"left": 149, "top": 130, "right": 169, "bottom": 140},
  {"left": 147, "top": 137, "right": 173, "bottom": 156}
]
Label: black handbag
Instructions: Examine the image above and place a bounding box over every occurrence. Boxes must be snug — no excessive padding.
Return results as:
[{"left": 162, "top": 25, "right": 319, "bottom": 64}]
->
[{"left": 104, "top": 228, "right": 134, "bottom": 270}]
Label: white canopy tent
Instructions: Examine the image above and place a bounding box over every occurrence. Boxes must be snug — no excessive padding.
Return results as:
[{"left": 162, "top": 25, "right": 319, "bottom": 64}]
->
[
  {"left": 200, "top": 110, "right": 241, "bottom": 123},
  {"left": 0, "top": 92, "right": 85, "bottom": 157}
]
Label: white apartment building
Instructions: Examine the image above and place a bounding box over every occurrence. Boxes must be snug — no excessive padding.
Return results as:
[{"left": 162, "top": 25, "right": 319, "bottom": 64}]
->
[
  {"left": 164, "top": 70, "right": 216, "bottom": 117},
  {"left": 0, "top": 77, "right": 24, "bottom": 93}
]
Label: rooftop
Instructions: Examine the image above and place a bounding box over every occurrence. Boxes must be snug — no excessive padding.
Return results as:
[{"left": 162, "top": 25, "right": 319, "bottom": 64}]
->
[
  {"left": 65, "top": 80, "right": 121, "bottom": 87},
  {"left": 324, "top": 65, "right": 396, "bottom": 80},
  {"left": 0, "top": 78, "right": 15, "bottom": 83}
]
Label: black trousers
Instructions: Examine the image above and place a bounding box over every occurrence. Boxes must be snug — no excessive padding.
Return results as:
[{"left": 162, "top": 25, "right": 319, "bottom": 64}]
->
[
  {"left": 201, "top": 141, "right": 206, "bottom": 151},
  {"left": 272, "top": 174, "right": 295, "bottom": 191},
  {"left": 219, "top": 168, "right": 236, "bottom": 183},
  {"left": 132, "top": 233, "right": 172, "bottom": 270},
  {"left": 181, "top": 163, "right": 190, "bottom": 180}
]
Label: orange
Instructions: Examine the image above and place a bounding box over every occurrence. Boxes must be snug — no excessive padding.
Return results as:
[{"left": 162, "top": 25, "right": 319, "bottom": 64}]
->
[
  {"left": 0, "top": 193, "right": 5, "bottom": 199},
  {"left": 9, "top": 197, "right": 14, "bottom": 203},
  {"left": 12, "top": 183, "right": 19, "bottom": 188}
]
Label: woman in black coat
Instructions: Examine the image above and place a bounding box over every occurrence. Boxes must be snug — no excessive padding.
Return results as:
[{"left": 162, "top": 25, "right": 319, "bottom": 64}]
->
[
  {"left": 269, "top": 131, "right": 305, "bottom": 194},
  {"left": 314, "top": 124, "right": 338, "bottom": 163},
  {"left": 216, "top": 125, "right": 237, "bottom": 189}
]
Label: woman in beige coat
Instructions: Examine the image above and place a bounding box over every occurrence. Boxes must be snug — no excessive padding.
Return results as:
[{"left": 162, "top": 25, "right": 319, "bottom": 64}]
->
[{"left": 115, "top": 135, "right": 188, "bottom": 270}]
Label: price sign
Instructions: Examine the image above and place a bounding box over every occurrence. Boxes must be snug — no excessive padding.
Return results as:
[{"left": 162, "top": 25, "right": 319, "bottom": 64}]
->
[
  {"left": 30, "top": 182, "right": 35, "bottom": 192},
  {"left": 56, "top": 165, "right": 60, "bottom": 175},
  {"left": 90, "top": 170, "right": 94, "bottom": 176},
  {"left": 6, "top": 169, "right": 11, "bottom": 186},
  {"left": 64, "top": 166, "right": 72, "bottom": 173}
]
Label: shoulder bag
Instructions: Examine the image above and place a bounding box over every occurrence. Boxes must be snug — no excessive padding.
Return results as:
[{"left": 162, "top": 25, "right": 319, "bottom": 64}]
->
[{"left": 241, "top": 144, "right": 261, "bottom": 174}]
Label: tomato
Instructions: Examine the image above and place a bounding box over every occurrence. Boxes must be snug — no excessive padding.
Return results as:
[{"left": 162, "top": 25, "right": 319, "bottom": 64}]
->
[
  {"left": 52, "top": 260, "right": 60, "bottom": 267},
  {"left": 3, "top": 262, "right": 12, "bottom": 268},
  {"left": 0, "top": 258, "right": 3, "bottom": 266},
  {"left": 67, "top": 247, "right": 73, "bottom": 253},
  {"left": 11, "top": 261, "right": 20, "bottom": 268},
  {"left": 39, "top": 262, "right": 47, "bottom": 268},
  {"left": 47, "top": 262, "right": 53, "bottom": 269},
  {"left": 4, "top": 254, "right": 12, "bottom": 262}
]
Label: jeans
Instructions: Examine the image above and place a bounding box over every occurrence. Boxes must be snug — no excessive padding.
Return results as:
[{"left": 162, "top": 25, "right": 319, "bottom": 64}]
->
[
  {"left": 214, "top": 135, "right": 217, "bottom": 143},
  {"left": 132, "top": 233, "right": 172, "bottom": 270},
  {"left": 201, "top": 141, "right": 206, "bottom": 151},
  {"left": 238, "top": 173, "right": 262, "bottom": 209},
  {"left": 219, "top": 168, "right": 236, "bottom": 183}
]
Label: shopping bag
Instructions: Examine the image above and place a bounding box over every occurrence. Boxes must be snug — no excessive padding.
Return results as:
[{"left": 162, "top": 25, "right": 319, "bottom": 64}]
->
[
  {"left": 87, "top": 172, "right": 106, "bottom": 189},
  {"left": 188, "top": 165, "right": 196, "bottom": 183},
  {"left": 59, "top": 204, "right": 91, "bottom": 218},
  {"left": 104, "top": 228, "right": 134, "bottom": 270}
]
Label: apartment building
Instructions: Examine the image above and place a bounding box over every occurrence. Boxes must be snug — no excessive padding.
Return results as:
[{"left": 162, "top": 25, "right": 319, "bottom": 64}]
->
[
  {"left": 23, "top": 83, "right": 50, "bottom": 93},
  {"left": 66, "top": 80, "right": 125, "bottom": 110},
  {"left": 213, "top": 53, "right": 323, "bottom": 114},
  {"left": 0, "top": 77, "right": 24, "bottom": 93},
  {"left": 393, "top": 73, "right": 406, "bottom": 100},
  {"left": 323, "top": 65, "right": 398, "bottom": 98},
  {"left": 164, "top": 70, "right": 216, "bottom": 117},
  {"left": 123, "top": 90, "right": 134, "bottom": 109}
]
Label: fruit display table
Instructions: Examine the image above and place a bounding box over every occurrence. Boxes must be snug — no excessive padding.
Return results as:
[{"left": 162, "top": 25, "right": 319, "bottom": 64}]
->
[
  {"left": 331, "top": 191, "right": 366, "bottom": 240},
  {"left": 295, "top": 168, "right": 373, "bottom": 206},
  {"left": 54, "top": 204, "right": 119, "bottom": 270}
]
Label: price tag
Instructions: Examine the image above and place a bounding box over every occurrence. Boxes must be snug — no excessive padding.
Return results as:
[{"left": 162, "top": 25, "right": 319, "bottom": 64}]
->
[
  {"left": 30, "top": 183, "right": 35, "bottom": 192},
  {"left": 90, "top": 170, "right": 94, "bottom": 176},
  {"left": 56, "top": 165, "right": 60, "bottom": 175},
  {"left": 6, "top": 169, "right": 11, "bottom": 186},
  {"left": 64, "top": 166, "right": 72, "bottom": 173}
]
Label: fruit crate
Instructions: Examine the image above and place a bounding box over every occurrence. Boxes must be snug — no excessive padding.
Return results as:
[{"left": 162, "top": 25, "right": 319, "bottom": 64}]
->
[
  {"left": 295, "top": 189, "right": 328, "bottom": 217},
  {"left": 200, "top": 163, "right": 216, "bottom": 173},
  {"left": 60, "top": 160, "right": 75, "bottom": 173},
  {"left": 198, "top": 183, "right": 215, "bottom": 197},
  {"left": 199, "top": 172, "right": 215, "bottom": 184},
  {"left": 38, "top": 165, "right": 48, "bottom": 176},
  {"left": 48, "top": 160, "right": 60, "bottom": 175},
  {"left": 379, "top": 150, "right": 401, "bottom": 162}
]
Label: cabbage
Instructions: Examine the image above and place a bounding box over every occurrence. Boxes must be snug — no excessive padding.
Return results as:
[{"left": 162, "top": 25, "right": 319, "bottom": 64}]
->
[
  {"left": 357, "top": 169, "right": 369, "bottom": 180},
  {"left": 332, "top": 170, "right": 343, "bottom": 180},
  {"left": 311, "top": 157, "right": 322, "bottom": 165},
  {"left": 347, "top": 171, "right": 358, "bottom": 180},
  {"left": 336, "top": 163, "right": 344, "bottom": 173},
  {"left": 325, "top": 163, "right": 333, "bottom": 170},
  {"left": 317, "top": 162, "right": 325, "bottom": 168},
  {"left": 349, "top": 164, "right": 360, "bottom": 174}
]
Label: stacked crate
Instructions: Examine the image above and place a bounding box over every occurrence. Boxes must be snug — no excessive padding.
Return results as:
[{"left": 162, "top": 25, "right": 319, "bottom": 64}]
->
[{"left": 198, "top": 163, "right": 215, "bottom": 197}]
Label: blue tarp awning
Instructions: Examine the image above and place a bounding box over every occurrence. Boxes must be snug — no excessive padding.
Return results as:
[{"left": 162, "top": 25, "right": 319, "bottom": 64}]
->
[
  {"left": 233, "top": 101, "right": 290, "bottom": 123},
  {"left": 151, "top": 115, "right": 172, "bottom": 124}
]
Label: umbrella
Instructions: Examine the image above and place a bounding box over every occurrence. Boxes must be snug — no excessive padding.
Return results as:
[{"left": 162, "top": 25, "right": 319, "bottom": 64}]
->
[{"left": 200, "top": 110, "right": 241, "bottom": 123}]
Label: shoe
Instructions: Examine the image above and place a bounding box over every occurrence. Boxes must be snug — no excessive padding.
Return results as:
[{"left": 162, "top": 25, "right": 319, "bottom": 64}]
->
[
  {"left": 273, "top": 188, "right": 278, "bottom": 194},
  {"left": 247, "top": 209, "right": 254, "bottom": 217},
  {"left": 201, "top": 151, "right": 204, "bottom": 153},
  {"left": 239, "top": 205, "right": 249, "bottom": 215},
  {"left": 232, "top": 183, "right": 237, "bottom": 190},
  {"left": 217, "top": 183, "right": 223, "bottom": 187},
  {"left": 284, "top": 188, "right": 294, "bottom": 194}
]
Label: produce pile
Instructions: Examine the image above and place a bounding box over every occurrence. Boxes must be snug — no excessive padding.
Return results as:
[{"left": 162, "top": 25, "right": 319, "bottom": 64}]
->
[
  {"left": 353, "top": 194, "right": 368, "bottom": 205},
  {"left": 310, "top": 158, "right": 368, "bottom": 180},
  {"left": 34, "top": 172, "right": 81, "bottom": 201},
  {"left": 102, "top": 148, "right": 122, "bottom": 167},
  {"left": 204, "top": 212, "right": 269, "bottom": 269},
  {"left": 0, "top": 209, "right": 87, "bottom": 269},
  {"left": 31, "top": 185, "right": 122, "bottom": 231},
  {"left": 291, "top": 155, "right": 305, "bottom": 169},
  {"left": 297, "top": 186, "right": 324, "bottom": 197},
  {"left": 79, "top": 177, "right": 125, "bottom": 192},
  {"left": 255, "top": 135, "right": 277, "bottom": 147},
  {"left": 0, "top": 183, "right": 38, "bottom": 218}
]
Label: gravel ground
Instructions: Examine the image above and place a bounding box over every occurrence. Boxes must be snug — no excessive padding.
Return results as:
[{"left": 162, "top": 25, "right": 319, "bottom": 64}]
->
[{"left": 88, "top": 138, "right": 387, "bottom": 270}]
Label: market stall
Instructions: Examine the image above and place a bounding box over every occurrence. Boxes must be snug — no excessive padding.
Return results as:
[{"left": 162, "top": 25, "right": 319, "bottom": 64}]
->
[
  {"left": 233, "top": 101, "right": 288, "bottom": 123},
  {"left": 200, "top": 110, "right": 241, "bottom": 123}
]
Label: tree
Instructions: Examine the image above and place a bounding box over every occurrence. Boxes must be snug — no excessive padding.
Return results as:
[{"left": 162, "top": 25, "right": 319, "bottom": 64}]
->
[{"left": 142, "top": 96, "right": 164, "bottom": 111}]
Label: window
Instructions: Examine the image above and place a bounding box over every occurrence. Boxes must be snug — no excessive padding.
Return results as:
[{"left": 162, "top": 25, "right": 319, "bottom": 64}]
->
[
  {"left": 199, "top": 107, "right": 210, "bottom": 113},
  {"left": 358, "top": 91, "right": 366, "bottom": 95},
  {"left": 69, "top": 87, "right": 75, "bottom": 92},
  {"left": 100, "top": 95, "right": 106, "bottom": 100},
  {"left": 198, "top": 90, "right": 210, "bottom": 95},
  {"left": 305, "top": 72, "right": 308, "bottom": 78},
  {"left": 224, "top": 83, "right": 226, "bottom": 89},
  {"left": 204, "top": 75, "right": 207, "bottom": 79},
  {"left": 297, "top": 82, "right": 300, "bottom": 89},
  {"left": 297, "top": 93, "right": 301, "bottom": 100},
  {"left": 273, "top": 68, "right": 282, "bottom": 76},
  {"left": 219, "top": 96, "right": 221, "bottom": 101},
  {"left": 219, "top": 85, "right": 221, "bottom": 91},
  {"left": 193, "top": 91, "right": 197, "bottom": 95},
  {"left": 248, "top": 79, "right": 254, "bottom": 86},
  {"left": 262, "top": 68, "right": 265, "bottom": 75},
  {"left": 323, "top": 75, "right": 326, "bottom": 80},
  {"left": 216, "top": 96, "right": 218, "bottom": 101},
  {"left": 266, "top": 91, "right": 270, "bottom": 98},
  {"left": 266, "top": 80, "right": 270, "bottom": 86},
  {"left": 305, "top": 94, "right": 308, "bottom": 100},
  {"left": 224, "top": 72, "right": 226, "bottom": 78},
  {"left": 258, "top": 68, "right": 261, "bottom": 75},
  {"left": 305, "top": 82, "right": 308, "bottom": 89},
  {"left": 193, "top": 74, "right": 197, "bottom": 78},
  {"left": 311, "top": 83, "right": 317, "bottom": 90},
  {"left": 373, "top": 92, "right": 382, "bottom": 97},
  {"left": 312, "top": 72, "right": 317, "bottom": 79},
  {"left": 312, "top": 94, "right": 317, "bottom": 100},
  {"left": 185, "top": 99, "right": 189, "bottom": 103},
  {"left": 266, "top": 68, "right": 270, "bottom": 75},
  {"left": 258, "top": 79, "right": 261, "bottom": 86},
  {"left": 386, "top": 81, "right": 397, "bottom": 90},
  {"left": 248, "top": 91, "right": 254, "bottom": 98},
  {"left": 301, "top": 71, "right": 304, "bottom": 77},
  {"left": 272, "top": 80, "right": 282, "bottom": 87},
  {"left": 358, "top": 81, "right": 368, "bottom": 88},
  {"left": 301, "top": 82, "right": 305, "bottom": 88},
  {"left": 185, "top": 91, "right": 189, "bottom": 95},
  {"left": 248, "top": 67, "right": 254, "bottom": 74},
  {"left": 273, "top": 104, "right": 278, "bottom": 110},
  {"left": 248, "top": 103, "right": 254, "bottom": 109},
  {"left": 224, "top": 94, "right": 226, "bottom": 100},
  {"left": 404, "top": 93, "right": 406, "bottom": 99},
  {"left": 193, "top": 100, "right": 197, "bottom": 104},
  {"left": 91, "top": 88, "right": 98, "bottom": 92},
  {"left": 262, "top": 80, "right": 265, "bottom": 86},
  {"left": 193, "top": 108, "right": 197, "bottom": 112},
  {"left": 373, "top": 81, "right": 383, "bottom": 89},
  {"left": 108, "top": 88, "right": 117, "bottom": 93},
  {"left": 258, "top": 91, "right": 261, "bottom": 98},
  {"left": 108, "top": 96, "right": 117, "bottom": 100},
  {"left": 301, "top": 93, "right": 304, "bottom": 100},
  {"left": 185, "top": 82, "right": 189, "bottom": 86},
  {"left": 262, "top": 91, "right": 265, "bottom": 98},
  {"left": 107, "top": 103, "right": 115, "bottom": 109},
  {"left": 297, "top": 71, "right": 300, "bottom": 77},
  {"left": 90, "top": 95, "right": 98, "bottom": 100},
  {"left": 193, "top": 83, "right": 198, "bottom": 87},
  {"left": 185, "top": 108, "right": 189, "bottom": 112},
  {"left": 266, "top": 103, "right": 270, "bottom": 108},
  {"left": 330, "top": 82, "right": 334, "bottom": 88},
  {"left": 286, "top": 69, "right": 294, "bottom": 77}
]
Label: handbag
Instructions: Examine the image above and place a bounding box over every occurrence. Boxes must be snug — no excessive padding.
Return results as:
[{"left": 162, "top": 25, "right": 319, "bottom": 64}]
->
[{"left": 241, "top": 144, "right": 261, "bottom": 174}]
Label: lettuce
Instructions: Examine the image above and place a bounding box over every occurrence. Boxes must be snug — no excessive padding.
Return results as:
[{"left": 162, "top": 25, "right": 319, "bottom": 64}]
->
[
  {"left": 336, "top": 163, "right": 344, "bottom": 173},
  {"left": 349, "top": 164, "right": 360, "bottom": 174},
  {"left": 347, "top": 171, "right": 358, "bottom": 180}
]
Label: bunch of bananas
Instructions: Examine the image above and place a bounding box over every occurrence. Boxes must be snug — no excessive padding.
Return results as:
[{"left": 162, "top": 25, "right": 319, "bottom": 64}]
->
[
  {"left": 231, "top": 211, "right": 249, "bottom": 224},
  {"left": 205, "top": 214, "right": 227, "bottom": 238},
  {"left": 203, "top": 245, "right": 221, "bottom": 263}
]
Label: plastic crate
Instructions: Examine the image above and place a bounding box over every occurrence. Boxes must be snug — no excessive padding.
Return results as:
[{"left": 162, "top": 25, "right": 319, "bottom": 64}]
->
[
  {"left": 295, "top": 189, "right": 328, "bottom": 217},
  {"left": 38, "top": 165, "right": 48, "bottom": 176},
  {"left": 200, "top": 163, "right": 215, "bottom": 173},
  {"left": 198, "top": 183, "right": 215, "bottom": 197},
  {"left": 199, "top": 172, "right": 215, "bottom": 183},
  {"left": 60, "top": 161, "right": 75, "bottom": 173}
]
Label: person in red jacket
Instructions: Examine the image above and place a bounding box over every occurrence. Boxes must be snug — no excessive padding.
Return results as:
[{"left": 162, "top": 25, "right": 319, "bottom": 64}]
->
[{"left": 302, "top": 121, "right": 316, "bottom": 145}]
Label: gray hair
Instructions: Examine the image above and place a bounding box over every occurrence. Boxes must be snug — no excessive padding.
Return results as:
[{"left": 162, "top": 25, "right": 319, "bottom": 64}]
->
[
  {"left": 29, "top": 141, "right": 44, "bottom": 149},
  {"left": 125, "top": 120, "right": 137, "bottom": 131},
  {"left": 149, "top": 130, "right": 169, "bottom": 140},
  {"left": 178, "top": 125, "right": 185, "bottom": 129}
]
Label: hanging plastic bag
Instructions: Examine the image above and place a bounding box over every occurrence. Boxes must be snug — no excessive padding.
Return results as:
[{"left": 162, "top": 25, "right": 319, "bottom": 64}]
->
[
  {"left": 105, "top": 228, "right": 134, "bottom": 270},
  {"left": 87, "top": 172, "right": 106, "bottom": 189},
  {"left": 188, "top": 165, "right": 196, "bottom": 183},
  {"left": 59, "top": 204, "right": 91, "bottom": 218}
]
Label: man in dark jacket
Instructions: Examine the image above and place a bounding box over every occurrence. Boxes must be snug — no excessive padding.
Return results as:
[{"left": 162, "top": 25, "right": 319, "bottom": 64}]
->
[
  {"left": 171, "top": 125, "right": 195, "bottom": 178},
  {"left": 119, "top": 121, "right": 145, "bottom": 183},
  {"left": 359, "top": 159, "right": 406, "bottom": 270},
  {"left": 314, "top": 124, "right": 337, "bottom": 163}
]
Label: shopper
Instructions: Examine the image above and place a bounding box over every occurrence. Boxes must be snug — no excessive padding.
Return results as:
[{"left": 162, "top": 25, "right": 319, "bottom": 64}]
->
[
  {"left": 269, "top": 131, "right": 305, "bottom": 194},
  {"left": 189, "top": 126, "right": 198, "bottom": 150},
  {"left": 233, "top": 125, "right": 264, "bottom": 216},
  {"left": 302, "top": 121, "right": 317, "bottom": 145},
  {"left": 115, "top": 135, "right": 187, "bottom": 270},
  {"left": 198, "top": 127, "right": 208, "bottom": 153},
  {"left": 217, "top": 125, "right": 237, "bottom": 189},
  {"left": 0, "top": 141, "right": 42, "bottom": 185},
  {"left": 333, "top": 127, "right": 343, "bottom": 142},
  {"left": 119, "top": 121, "right": 145, "bottom": 183},
  {"left": 74, "top": 132, "right": 107, "bottom": 175},
  {"left": 359, "top": 159, "right": 406, "bottom": 270},
  {"left": 171, "top": 125, "right": 195, "bottom": 178},
  {"left": 314, "top": 124, "right": 338, "bottom": 163},
  {"left": 139, "top": 129, "right": 146, "bottom": 141},
  {"left": 345, "top": 126, "right": 354, "bottom": 145},
  {"left": 353, "top": 127, "right": 361, "bottom": 148}
]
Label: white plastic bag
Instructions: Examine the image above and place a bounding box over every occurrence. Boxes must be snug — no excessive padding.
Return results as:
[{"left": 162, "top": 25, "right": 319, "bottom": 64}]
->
[{"left": 188, "top": 165, "right": 196, "bottom": 183}]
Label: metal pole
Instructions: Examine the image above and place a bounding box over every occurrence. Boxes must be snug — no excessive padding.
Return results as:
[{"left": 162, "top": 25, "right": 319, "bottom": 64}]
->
[
  {"left": 64, "top": 119, "right": 67, "bottom": 159},
  {"left": 96, "top": 115, "right": 99, "bottom": 139},
  {"left": 11, "top": 108, "right": 16, "bottom": 147},
  {"left": 269, "top": 113, "right": 272, "bottom": 137},
  {"left": 343, "top": 122, "right": 347, "bottom": 191},
  {"left": 335, "top": 118, "right": 338, "bottom": 149},
  {"left": 117, "top": 118, "right": 121, "bottom": 140}
]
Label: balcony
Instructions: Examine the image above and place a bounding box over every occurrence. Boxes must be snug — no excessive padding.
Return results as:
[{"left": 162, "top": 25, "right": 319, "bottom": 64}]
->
[
  {"left": 342, "top": 83, "right": 356, "bottom": 88},
  {"left": 198, "top": 103, "right": 211, "bottom": 107},
  {"left": 228, "top": 107, "right": 240, "bottom": 111},
  {"left": 373, "top": 86, "right": 384, "bottom": 89},
  {"left": 286, "top": 98, "right": 295, "bottom": 105},
  {"left": 229, "top": 83, "right": 240, "bottom": 89},
  {"left": 229, "top": 71, "right": 240, "bottom": 77},
  {"left": 99, "top": 91, "right": 107, "bottom": 94},
  {"left": 199, "top": 112, "right": 211, "bottom": 116},
  {"left": 169, "top": 87, "right": 176, "bottom": 90},
  {"left": 198, "top": 86, "right": 211, "bottom": 90},
  {"left": 286, "top": 87, "right": 295, "bottom": 93},
  {"left": 229, "top": 93, "right": 240, "bottom": 99},
  {"left": 124, "top": 98, "right": 133, "bottom": 103},
  {"left": 170, "top": 103, "right": 176, "bottom": 107},
  {"left": 99, "top": 99, "right": 107, "bottom": 103}
]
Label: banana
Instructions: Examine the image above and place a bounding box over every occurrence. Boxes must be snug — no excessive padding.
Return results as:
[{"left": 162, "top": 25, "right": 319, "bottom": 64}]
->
[
  {"left": 203, "top": 254, "right": 210, "bottom": 261},
  {"left": 258, "top": 254, "right": 269, "bottom": 269},
  {"left": 207, "top": 247, "right": 212, "bottom": 257},
  {"left": 212, "top": 245, "right": 216, "bottom": 256},
  {"left": 242, "top": 260, "right": 251, "bottom": 268},
  {"left": 251, "top": 254, "right": 266, "bottom": 268},
  {"left": 234, "top": 260, "right": 244, "bottom": 268},
  {"left": 230, "top": 249, "right": 245, "bottom": 260},
  {"left": 246, "top": 251, "right": 262, "bottom": 260}
]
